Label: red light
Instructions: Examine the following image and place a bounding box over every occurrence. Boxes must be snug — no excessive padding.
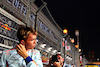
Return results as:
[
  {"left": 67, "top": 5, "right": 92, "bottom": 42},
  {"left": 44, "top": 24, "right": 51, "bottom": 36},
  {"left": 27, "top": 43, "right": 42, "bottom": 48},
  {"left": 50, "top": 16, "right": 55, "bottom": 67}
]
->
[
  {"left": 92, "top": 51, "right": 94, "bottom": 53},
  {"left": 62, "top": 41, "right": 64, "bottom": 47}
]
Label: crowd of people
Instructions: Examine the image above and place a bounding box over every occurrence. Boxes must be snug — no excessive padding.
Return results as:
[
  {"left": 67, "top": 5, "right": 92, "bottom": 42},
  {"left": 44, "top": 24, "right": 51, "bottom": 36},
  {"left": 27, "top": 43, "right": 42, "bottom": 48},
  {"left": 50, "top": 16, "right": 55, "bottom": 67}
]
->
[{"left": 0, "top": 26, "right": 72, "bottom": 67}]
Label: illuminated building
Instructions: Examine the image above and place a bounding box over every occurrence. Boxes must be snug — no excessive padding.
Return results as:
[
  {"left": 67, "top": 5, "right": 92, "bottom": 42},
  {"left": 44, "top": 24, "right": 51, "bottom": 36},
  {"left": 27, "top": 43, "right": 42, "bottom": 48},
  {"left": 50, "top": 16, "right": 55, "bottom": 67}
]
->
[
  {"left": 88, "top": 51, "right": 95, "bottom": 62},
  {"left": 0, "top": 0, "right": 89, "bottom": 66},
  {"left": 0, "top": 0, "right": 62, "bottom": 65}
]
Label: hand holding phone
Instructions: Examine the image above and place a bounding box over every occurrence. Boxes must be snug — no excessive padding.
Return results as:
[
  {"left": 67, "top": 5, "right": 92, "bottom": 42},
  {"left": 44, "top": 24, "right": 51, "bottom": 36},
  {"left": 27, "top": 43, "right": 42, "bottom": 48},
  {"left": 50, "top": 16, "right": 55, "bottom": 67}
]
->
[{"left": 16, "top": 44, "right": 28, "bottom": 59}]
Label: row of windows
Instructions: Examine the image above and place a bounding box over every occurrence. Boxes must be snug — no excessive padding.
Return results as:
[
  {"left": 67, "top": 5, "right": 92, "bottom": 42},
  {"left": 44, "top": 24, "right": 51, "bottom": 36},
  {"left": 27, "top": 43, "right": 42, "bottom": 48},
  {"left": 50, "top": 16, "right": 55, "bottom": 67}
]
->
[
  {"left": 0, "top": 36, "right": 18, "bottom": 48},
  {"left": 38, "top": 31, "right": 57, "bottom": 48},
  {"left": 0, "top": 4, "right": 60, "bottom": 48}
]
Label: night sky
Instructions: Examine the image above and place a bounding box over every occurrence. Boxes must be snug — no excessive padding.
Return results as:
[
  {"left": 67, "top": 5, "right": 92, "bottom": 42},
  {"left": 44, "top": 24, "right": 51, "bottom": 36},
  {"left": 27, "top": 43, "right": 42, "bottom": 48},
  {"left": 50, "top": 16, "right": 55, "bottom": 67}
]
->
[{"left": 35, "top": 0, "right": 100, "bottom": 60}]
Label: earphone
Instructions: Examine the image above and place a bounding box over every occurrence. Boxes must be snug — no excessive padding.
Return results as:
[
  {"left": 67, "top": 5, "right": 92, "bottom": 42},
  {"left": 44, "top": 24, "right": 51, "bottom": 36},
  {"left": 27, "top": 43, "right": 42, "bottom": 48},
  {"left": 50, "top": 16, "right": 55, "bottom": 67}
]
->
[
  {"left": 20, "top": 40, "right": 25, "bottom": 45},
  {"left": 22, "top": 42, "right": 24, "bottom": 44}
]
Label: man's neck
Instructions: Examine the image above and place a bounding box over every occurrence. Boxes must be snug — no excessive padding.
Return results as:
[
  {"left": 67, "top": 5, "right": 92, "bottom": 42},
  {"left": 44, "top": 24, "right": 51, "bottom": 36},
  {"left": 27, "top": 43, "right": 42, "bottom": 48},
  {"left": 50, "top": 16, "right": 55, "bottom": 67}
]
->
[
  {"left": 61, "top": 62, "right": 64, "bottom": 67},
  {"left": 26, "top": 49, "right": 30, "bottom": 52}
]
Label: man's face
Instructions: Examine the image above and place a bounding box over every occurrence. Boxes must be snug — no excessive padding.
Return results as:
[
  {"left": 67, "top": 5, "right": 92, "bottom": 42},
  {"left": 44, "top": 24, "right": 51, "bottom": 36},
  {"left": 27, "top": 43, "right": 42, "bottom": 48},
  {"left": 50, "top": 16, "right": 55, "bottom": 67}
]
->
[
  {"left": 25, "top": 33, "right": 37, "bottom": 49},
  {"left": 57, "top": 55, "right": 64, "bottom": 64}
]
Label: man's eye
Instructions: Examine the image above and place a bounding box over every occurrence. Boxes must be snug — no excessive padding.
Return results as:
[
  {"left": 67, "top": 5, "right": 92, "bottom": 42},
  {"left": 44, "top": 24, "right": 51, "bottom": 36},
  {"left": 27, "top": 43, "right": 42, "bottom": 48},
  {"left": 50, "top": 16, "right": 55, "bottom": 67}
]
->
[
  {"left": 31, "top": 39, "right": 36, "bottom": 41},
  {"left": 30, "top": 39, "right": 34, "bottom": 41}
]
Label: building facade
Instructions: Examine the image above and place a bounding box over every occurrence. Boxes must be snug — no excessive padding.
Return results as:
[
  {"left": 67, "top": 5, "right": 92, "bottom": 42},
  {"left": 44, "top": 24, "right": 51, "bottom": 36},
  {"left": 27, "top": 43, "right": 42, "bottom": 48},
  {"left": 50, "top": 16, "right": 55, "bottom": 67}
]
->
[
  {"left": 63, "top": 35, "right": 80, "bottom": 66},
  {"left": 0, "top": 0, "right": 88, "bottom": 66},
  {"left": 0, "top": 0, "right": 63, "bottom": 65}
]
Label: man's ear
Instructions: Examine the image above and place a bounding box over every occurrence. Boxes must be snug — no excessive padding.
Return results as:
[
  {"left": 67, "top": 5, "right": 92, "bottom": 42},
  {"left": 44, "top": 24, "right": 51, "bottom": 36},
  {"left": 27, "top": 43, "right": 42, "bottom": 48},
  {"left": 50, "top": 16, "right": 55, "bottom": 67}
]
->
[{"left": 20, "top": 40, "right": 25, "bottom": 45}]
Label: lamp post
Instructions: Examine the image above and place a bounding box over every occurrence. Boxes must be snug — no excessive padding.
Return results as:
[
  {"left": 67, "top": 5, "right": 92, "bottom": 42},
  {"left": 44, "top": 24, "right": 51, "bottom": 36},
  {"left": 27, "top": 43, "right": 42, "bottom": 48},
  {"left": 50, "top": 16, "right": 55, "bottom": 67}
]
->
[
  {"left": 34, "top": 2, "right": 47, "bottom": 31},
  {"left": 61, "top": 29, "right": 68, "bottom": 62},
  {"left": 26, "top": 0, "right": 35, "bottom": 27},
  {"left": 75, "top": 30, "right": 80, "bottom": 67},
  {"left": 75, "top": 30, "right": 79, "bottom": 48}
]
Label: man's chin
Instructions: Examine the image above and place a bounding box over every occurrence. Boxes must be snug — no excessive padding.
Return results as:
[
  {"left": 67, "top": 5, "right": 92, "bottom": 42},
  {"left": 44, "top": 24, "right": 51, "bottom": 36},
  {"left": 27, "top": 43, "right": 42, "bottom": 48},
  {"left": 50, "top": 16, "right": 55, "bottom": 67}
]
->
[{"left": 30, "top": 47, "right": 35, "bottom": 49}]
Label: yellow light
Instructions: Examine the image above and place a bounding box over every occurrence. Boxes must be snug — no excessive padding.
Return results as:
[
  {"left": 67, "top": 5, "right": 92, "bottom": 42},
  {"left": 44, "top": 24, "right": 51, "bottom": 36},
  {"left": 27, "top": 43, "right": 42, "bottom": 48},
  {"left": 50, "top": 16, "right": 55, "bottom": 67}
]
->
[
  {"left": 71, "top": 39, "right": 74, "bottom": 43},
  {"left": 70, "top": 38, "right": 75, "bottom": 43},
  {"left": 63, "top": 29, "right": 68, "bottom": 34},
  {"left": 75, "top": 45, "right": 78, "bottom": 48},
  {"left": 79, "top": 49, "right": 81, "bottom": 52}
]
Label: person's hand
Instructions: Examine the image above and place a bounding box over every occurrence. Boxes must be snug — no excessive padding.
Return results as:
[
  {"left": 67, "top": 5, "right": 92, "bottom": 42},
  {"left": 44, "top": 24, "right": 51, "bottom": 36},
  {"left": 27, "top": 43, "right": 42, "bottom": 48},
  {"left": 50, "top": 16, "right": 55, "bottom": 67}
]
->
[
  {"left": 53, "top": 62, "right": 62, "bottom": 67},
  {"left": 16, "top": 44, "right": 28, "bottom": 59},
  {"left": 47, "top": 56, "right": 52, "bottom": 67}
]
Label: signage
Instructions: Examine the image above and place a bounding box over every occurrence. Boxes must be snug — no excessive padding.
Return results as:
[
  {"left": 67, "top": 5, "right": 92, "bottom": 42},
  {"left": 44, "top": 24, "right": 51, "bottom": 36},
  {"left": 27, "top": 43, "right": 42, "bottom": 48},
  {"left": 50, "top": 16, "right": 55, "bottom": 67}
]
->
[
  {"left": 0, "top": 13, "right": 19, "bottom": 40},
  {"left": 6, "top": 0, "right": 60, "bottom": 42},
  {"left": 7, "top": 0, "right": 27, "bottom": 16},
  {"left": 38, "top": 19, "right": 59, "bottom": 42},
  {"left": 41, "top": 56, "right": 49, "bottom": 64},
  {"left": 62, "top": 41, "right": 64, "bottom": 47},
  {"left": 6, "top": 0, "right": 36, "bottom": 23},
  {"left": 65, "top": 45, "right": 71, "bottom": 51},
  {"left": 80, "top": 56, "right": 82, "bottom": 61}
]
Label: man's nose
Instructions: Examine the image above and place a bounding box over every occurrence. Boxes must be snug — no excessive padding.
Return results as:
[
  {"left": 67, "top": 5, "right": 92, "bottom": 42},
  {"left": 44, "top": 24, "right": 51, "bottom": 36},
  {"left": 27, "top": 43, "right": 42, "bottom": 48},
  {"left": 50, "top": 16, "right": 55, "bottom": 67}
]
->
[{"left": 34, "top": 40, "right": 36, "bottom": 44}]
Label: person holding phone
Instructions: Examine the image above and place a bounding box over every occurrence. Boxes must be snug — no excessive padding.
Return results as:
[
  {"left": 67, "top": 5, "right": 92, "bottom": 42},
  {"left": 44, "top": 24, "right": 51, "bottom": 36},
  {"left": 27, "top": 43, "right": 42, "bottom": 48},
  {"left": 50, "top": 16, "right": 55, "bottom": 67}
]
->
[
  {"left": 49, "top": 53, "right": 71, "bottom": 67},
  {"left": 0, "top": 26, "right": 43, "bottom": 67}
]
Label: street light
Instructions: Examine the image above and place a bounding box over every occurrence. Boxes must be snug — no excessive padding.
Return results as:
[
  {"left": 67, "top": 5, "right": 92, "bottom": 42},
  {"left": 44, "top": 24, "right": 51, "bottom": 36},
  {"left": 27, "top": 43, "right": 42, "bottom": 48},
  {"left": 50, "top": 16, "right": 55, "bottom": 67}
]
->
[
  {"left": 75, "top": 30, "right": 80, "bottom": 67},
  {"left": 79, "top": 49, "right": 81, "bottom": 52},
  {"left": 75, "top": 45, "right": 79, "bottom": 48},
  {"left": 61, "top": 28, "right": 68, "bottom": 62},
  {"left": 70, "top": 38, "right": 75, "bottom": 43},
  {"left": 63, "top": 29, "right": 68, "bottom": 37},
  {"left": 63, "top": 29, "right": 68, "bottom": 34},
  {"left": 75, "top": 30, "right": 79, "bottom": 48}
]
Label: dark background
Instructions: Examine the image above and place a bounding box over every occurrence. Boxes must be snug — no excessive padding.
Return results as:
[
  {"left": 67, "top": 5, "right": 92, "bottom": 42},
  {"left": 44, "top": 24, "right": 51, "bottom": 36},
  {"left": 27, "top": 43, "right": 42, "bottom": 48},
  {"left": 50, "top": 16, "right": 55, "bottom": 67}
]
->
[{"left": 35, "top": 0, "right": 100, "bottom": 60}]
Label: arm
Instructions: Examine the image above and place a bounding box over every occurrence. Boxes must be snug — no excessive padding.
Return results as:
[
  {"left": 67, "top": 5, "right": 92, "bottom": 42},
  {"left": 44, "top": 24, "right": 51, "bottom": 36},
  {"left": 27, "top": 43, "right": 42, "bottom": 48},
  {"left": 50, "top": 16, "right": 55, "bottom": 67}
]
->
[
  {"left": 26, "top": 50, "right": 43, "bottom": 67},
  {"left": 0, "top": 51, "right": 7, "bottom": 67},
  {"left": 16, "top": 44, "right": 43, "bottom": 67},
  {"left": 47, "top": 56, "right": 52, "bottom": 67}
]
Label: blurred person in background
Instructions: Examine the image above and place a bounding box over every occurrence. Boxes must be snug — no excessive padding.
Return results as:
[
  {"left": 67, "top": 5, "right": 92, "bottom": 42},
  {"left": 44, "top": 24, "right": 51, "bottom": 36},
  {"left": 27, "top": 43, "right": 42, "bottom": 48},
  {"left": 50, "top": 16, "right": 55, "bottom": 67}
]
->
[{"left": 48, "top": 52, "right": 71, "bottom": 67}]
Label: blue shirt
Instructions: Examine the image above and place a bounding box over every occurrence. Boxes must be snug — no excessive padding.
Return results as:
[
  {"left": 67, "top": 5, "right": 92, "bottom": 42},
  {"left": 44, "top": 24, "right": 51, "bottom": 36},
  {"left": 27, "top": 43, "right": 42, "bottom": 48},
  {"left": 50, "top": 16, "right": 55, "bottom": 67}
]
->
[{"left": 0, "top": 48, "right": 43, "bottom": 67}]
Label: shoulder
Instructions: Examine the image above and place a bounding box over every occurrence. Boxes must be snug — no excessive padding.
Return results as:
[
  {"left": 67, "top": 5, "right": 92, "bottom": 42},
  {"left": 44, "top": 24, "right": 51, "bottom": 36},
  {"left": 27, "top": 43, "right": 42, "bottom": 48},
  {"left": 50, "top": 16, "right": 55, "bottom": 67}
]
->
[
  {"left": 30, "top": 49, "right": 40, "bottom": 54},
  {"left": 4, "top": 48, "right": 16, "bottom": 51},
  {"left": 64, "top": 64, "right": 71, "bottom": 67},
  {"left": 3, "top": 48, "right": 16, "bottom": 55},
  {"left": 4, "top": 48, "right": 16, "bottom": 52}
]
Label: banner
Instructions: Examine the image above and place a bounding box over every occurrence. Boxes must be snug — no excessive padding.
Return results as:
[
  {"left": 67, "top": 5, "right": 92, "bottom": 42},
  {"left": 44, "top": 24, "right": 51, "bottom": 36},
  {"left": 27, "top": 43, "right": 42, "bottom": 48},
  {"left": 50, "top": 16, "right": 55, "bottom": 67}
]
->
[
  {"left": 41, "top": 56, "right": 49, "bottom": 64},
  {"left": 65, "top": 45, "right": 71, "bottom": 51}
]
